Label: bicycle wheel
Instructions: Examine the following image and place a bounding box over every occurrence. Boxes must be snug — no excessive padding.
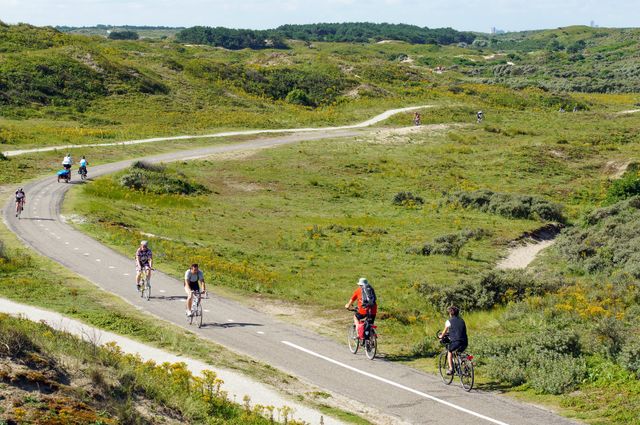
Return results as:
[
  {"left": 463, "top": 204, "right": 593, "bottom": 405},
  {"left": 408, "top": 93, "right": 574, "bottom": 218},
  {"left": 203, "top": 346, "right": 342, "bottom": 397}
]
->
[
  {"left": 347, "top": 325, "right": 359, "bottom": 354},
  {"left": 364, "top": 334, "right": 377, "bottom": 360},
  {"left": 459, "top": 356, "right": 474, "bottom": 391},
  {"left": 438, "top": 351, "right": 454, "bottom": 384},
  {"left": 197, "top": 301, "right": 203, "bottom": 328},
  {"left": 145, "top": 276, "right": 151, "bottom": 301}
]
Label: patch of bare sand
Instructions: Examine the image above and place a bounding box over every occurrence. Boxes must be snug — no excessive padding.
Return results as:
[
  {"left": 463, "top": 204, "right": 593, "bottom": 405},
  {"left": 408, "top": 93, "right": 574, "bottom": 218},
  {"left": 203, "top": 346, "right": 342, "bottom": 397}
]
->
[
  {"left": 224, "top": 180, "right": 265, "bottom": 192},
  {"left": 497, "top": 224, "right": 561, "bottom": 270},
  {"left": 363, "top": 123, "right": 462, "bottom": 145},
  {"left": 603, "top": 160, "right": 631, "bottom": 179}
]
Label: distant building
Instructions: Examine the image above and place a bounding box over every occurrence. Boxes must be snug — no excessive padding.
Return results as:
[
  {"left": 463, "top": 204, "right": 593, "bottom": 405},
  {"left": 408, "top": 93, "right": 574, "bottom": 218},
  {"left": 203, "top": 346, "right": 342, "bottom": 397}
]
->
[{"left": 491, "top": 27, "right": 506, "bottom": 35}]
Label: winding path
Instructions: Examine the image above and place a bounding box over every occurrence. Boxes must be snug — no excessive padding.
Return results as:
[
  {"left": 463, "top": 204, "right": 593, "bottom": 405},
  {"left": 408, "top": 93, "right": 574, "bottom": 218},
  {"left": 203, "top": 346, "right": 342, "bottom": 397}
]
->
[
  {"left": 3, "top": 109, "right": 578, "bottom": 425},
  {"left": 2, "top": 106, "right": 430, "bottom": 157}
]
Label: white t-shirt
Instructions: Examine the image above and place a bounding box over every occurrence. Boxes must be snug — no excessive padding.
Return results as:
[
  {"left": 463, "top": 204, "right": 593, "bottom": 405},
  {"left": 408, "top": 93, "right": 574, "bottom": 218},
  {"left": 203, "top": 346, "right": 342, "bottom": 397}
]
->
[
  {"left": 185, "top": 269, "right": 204, "bottom": 283},
  {"left": 445, "top": 319, "right": 451, "bottom": 328},
  {"left": 62, "top": 156, "right": 72, "bottom": 165}
]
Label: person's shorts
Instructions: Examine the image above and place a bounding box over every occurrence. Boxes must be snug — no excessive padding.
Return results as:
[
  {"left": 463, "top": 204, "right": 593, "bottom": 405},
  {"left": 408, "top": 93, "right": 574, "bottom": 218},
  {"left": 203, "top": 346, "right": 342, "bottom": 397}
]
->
[
  {"left": 187, "top": 280, "right": 200, "bottom": 292},
  {"left": 137, "top": 262, "right": 150, "bottom": 272},
  {"left": 355, "top": 312, "right": 376, "bottom": 324},
  {"left": 448, "top": 340, "right": 468, "bottom": 353},
  {"left": 63, "top": 164, "right": 71, "bottom": 170}
]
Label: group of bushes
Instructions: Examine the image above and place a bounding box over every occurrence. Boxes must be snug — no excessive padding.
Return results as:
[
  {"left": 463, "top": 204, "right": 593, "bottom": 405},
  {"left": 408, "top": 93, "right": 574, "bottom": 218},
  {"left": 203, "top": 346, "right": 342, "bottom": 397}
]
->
[
  {"left": 392, "top": 191, "right": 424, "bottom": 207},
  {"left": 186, "top": 60, "right": 352, "bottom": 107},
  {"left": 555, "top": 195, "right": 640, "bottom": 276},
  {"left": 408, "top": 228, "right": 491, "bottom": 257},
  {"left": 417, "top": 270, "right": 560, "bottom": 311},
  {"left": 176, "top": 26, "right": 288, "bottom": 50},
  {"left": 120, "top": 161, "right": 209, "bottom": 195},
  {"left": 176, "top": 23, "right": 474, "bottom": 49},
  {"left": 0, "top": 315, "right": 298, "bottom": 424},
  {"left": 446, "top": 189, "right": 565, "bottom": 222}
]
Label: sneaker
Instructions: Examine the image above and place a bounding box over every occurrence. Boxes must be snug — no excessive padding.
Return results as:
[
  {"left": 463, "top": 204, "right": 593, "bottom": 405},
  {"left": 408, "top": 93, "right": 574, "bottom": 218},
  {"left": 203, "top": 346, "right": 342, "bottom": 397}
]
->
[
  {"left": 446, "top": 369, "right": 453, "bottom": 375},
  {"left": 136, "top": 283, "right": 141, "bottom": 291},
  {"left": 186, "top": 310, "right": 192, "bottom": 317}
]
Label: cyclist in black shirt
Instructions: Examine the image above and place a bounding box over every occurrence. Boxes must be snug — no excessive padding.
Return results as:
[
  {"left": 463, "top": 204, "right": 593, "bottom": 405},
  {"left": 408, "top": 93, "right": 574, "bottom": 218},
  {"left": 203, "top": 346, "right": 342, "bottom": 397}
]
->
[{"left": 438, "top": 306, "right": 468, "bottom": 375}]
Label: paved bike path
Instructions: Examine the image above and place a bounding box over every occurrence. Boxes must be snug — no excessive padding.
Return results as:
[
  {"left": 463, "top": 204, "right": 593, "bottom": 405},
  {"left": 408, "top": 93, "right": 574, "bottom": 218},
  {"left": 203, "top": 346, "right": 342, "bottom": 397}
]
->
[{"left": 4, "top": 130, "right": 579, "bottom": 425}]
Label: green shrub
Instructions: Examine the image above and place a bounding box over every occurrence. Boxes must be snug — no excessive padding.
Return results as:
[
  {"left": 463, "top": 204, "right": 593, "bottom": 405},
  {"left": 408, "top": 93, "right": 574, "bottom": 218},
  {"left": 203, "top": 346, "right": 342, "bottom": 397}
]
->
[
  {"left": 120, "top": 163, "right": 208, "bottom": 196},
  {"left": 285, "top": 89, "right": 313, "bottom": 106},
  {"left": 619, "top": 340, "right": 640, "bottom": 377},
  {"left": 392, "top": 191, "right": 424, "bottom": 207},
  {"left": 474, "top": 328, "right": 585, "bottom": 394},
  {"left": 528, "top": 354, "right": 587, "bottom": 395},
  {"left": 606, "top": 168, "right": 640, "bottom": 204},
  {"left": 446, "top": 189, "right": 565, "bottom": 222},
  {"left": 418, "top": 270, "right": 560, "bottom": 311},
  {"left": 555, "top": 196, "right": 640, "bottom": 276},
  {"left": 412, "top": 228, "right": 491, "bottom": 258},
  {"left": 108, "top": 30, "right": 139, "bottom": 40}
]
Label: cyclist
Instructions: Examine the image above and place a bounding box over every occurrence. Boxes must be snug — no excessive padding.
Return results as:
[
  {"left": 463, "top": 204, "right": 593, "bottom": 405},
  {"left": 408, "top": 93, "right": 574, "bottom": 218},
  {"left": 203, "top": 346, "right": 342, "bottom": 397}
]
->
[
  {"left": 345, "top": 277, "right": 377, "bottom": 329},
  {"left": 62, "top": 153, "right": 73, "bottom": 173},
  {"left": 184, "top": 263, "right": 206, "bottom": 316},
  {"left": 413, "top": 112, "right": 421, "bottom": 126},
  {"left": 438, "top": 306, "right": 468, "bottom": 375},
  {"left": 476, "top": 111, "right": 484, "bottom": 123},
  {"left": 79, "top": 156, "right": 88, "bottom": 177},
  {"left": 15, "top": 188, "right": 26, "bottom": 217},
  {"left": 135, "top": 240, "right": 153, "bottom": 291}
]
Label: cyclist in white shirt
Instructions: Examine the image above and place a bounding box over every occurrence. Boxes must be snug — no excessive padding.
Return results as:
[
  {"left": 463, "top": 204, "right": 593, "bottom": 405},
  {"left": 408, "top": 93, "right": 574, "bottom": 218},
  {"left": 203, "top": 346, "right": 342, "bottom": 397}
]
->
[{"left": 184, "top": 263, "right": 206, "bottom": 316}]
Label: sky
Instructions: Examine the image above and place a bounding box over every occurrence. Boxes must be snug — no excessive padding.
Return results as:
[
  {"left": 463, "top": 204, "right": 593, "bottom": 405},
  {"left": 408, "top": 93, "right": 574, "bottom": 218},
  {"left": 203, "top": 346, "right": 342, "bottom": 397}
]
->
[{"left": 1, "top": 0, "right": 638, "bottom": 32}]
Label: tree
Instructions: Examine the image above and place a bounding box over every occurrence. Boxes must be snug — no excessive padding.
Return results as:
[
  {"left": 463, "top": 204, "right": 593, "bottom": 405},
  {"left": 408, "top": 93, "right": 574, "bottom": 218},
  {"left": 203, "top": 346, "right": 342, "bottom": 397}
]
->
[{"left": 108, "top": 30, "right": 139, "bottom": 40}]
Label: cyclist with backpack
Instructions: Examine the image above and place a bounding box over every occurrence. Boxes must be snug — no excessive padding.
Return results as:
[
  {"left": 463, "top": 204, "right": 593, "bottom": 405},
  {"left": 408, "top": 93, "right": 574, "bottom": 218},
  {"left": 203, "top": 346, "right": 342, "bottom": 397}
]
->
[{"left": 345, "top": 277, "right": 377, "bottom": 329}]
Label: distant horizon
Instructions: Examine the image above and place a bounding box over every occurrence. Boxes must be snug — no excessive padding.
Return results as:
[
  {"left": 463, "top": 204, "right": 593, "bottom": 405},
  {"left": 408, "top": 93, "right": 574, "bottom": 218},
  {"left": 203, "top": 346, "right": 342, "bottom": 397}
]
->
[
  {"left": 4, "top": 20, "right": 638, "bottom": 36},
  {"left": 1, "top": 0, "right": 638, "bottom": 34}
]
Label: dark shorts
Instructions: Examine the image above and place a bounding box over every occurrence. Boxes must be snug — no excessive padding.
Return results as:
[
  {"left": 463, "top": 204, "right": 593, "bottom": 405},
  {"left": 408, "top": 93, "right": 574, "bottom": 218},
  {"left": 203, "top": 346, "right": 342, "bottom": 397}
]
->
[
  {"left": 187, "top": 280, "right": 200, "bottom": 292},
  {"left": 63, "top": 164, "right": 71, "bottom": 170},
  {"left": 448, "top": 340, "right": 468, "bottom": 353},
  {"left": 355, "top": 312, "right": 376, "bottom": 324}
]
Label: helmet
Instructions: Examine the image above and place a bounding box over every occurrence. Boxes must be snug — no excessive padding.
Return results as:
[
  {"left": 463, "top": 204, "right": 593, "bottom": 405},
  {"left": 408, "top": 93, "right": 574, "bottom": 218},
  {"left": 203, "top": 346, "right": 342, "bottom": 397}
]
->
[
  {"left": 140, "top": 240, "right": 148, "bottom": 246},
  {"left": 357, "top": 277, "right": 368, "bottom": 286}
]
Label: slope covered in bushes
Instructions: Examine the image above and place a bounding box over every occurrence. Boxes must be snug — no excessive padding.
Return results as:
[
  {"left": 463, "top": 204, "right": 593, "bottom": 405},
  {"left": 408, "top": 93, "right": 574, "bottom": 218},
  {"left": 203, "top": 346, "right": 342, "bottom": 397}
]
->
[{"left": 0, "top": 315, "right": 298, "bottom": 424}]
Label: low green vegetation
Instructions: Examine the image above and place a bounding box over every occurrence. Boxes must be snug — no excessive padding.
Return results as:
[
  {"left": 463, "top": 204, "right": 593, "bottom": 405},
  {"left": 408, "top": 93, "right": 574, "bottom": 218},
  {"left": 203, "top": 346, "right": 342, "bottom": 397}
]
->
[{"left": 0, "top": 314, "right": 302, "bottom": 424}]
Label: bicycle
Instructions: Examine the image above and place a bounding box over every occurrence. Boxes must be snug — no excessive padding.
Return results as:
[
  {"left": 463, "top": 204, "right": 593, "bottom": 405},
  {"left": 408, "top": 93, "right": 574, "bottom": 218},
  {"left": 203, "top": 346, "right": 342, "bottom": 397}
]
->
[
  {"left": 437, "top": 332, "right": 474, "bottom": 391},
  {"left": 79, "top": 166, "right": 88, "bottom": 181},
  {"left": 188, "top": 290, "right": 204, "bottom": 328},
  {"left": 137, "top": 266, "right": 153, "bottom": 301},
  {"left": 16, "top": 200, "right": 24, "bottom": 219},
  {"left": 346, "top": 308, "right": 377, "bottom": 360}
]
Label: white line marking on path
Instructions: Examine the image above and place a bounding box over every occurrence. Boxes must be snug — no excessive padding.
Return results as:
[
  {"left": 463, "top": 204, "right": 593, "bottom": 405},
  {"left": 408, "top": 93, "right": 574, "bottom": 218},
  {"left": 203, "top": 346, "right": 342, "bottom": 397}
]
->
[
  {"left": 159, "top": 290, "right": 166, "bottom": 293},
  {"left": 83, "top": 253, "right": 90, "bottom": 256},
  {"left": 227, "top": 319, "right": 234, "bottom": 322},
  {"left": 204, "top": 309, "right": 210, "bottom": 313},
  {"left": 281, "top": 341, "right": 510, "bottom": 425},
  {"left": 257, "top": 331, "right": 265, "bottom": 335},
  {"left": 73, "top": 247, "right": 79, "bottom": 250},
  {"left": 96, "top": 259, "right": 101, "bottom": 262},
  {"left": 123, "top": 273, "right": 130, "bottom": 276},
  {"left": 108, "top": 266, "right": 115, "bottom": 269}
]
